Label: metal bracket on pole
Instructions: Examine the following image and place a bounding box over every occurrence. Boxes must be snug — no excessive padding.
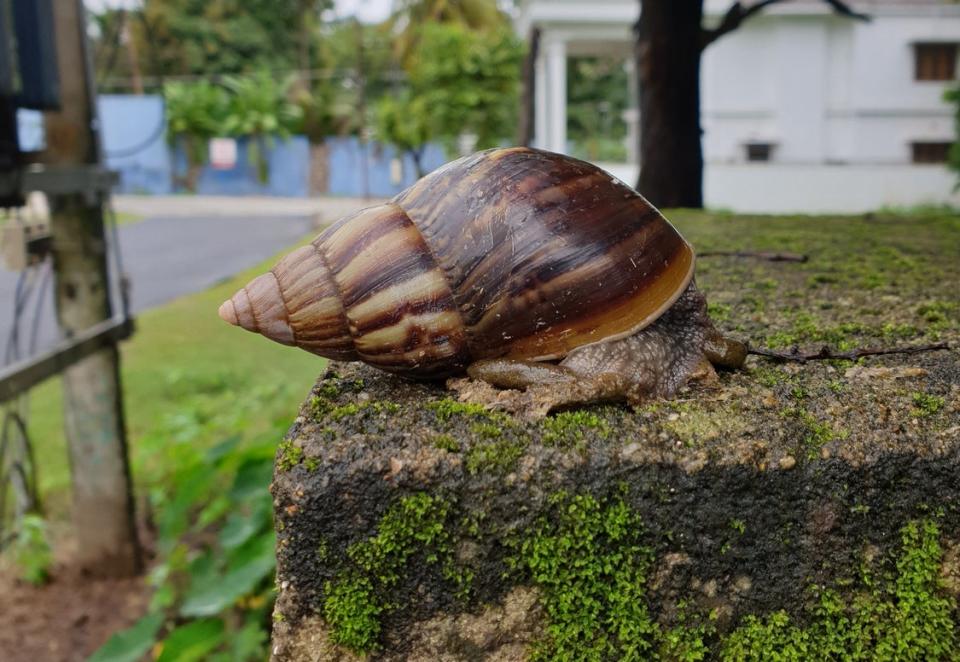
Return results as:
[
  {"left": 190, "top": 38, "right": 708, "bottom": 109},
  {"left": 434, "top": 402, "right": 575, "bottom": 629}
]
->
[
  {"left": 0, "top": 164, "right": 118, "bottom": 205},
  {"left": 0, "top": 315, "right": 135, "bottom": 403}
]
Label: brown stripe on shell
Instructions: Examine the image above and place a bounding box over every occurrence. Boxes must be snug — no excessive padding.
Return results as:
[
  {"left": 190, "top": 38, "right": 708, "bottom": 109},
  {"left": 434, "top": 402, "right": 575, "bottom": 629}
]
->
[
  {"left": 317, "top": 202, "right": 472, "bottom": 375},
  {"left": 242, "top": 272, "right": 296, "bottom": 346},
  {"left": 270, "top": 244, "right": 357, "bottom": 360},
  {"left": 231, "top": 286, "right": 257, "bottom": 331},
  {"left": 394, "top": 146, "right": 694, "bottom": 362}
]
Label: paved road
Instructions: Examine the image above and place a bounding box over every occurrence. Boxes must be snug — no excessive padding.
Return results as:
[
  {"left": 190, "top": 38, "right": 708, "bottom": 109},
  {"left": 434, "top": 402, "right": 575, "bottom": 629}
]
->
[{"left": 1, "top": 197, "right": 381, "bottom": 366}]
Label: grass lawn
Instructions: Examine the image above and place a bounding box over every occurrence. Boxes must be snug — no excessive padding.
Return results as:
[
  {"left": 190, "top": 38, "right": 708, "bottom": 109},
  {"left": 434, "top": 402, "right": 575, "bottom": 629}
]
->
[
  {"left": 26, "top": 239, "right": 326, "bottom": 518},
  {"left": 113, "top": 211, "right": 144, "bottom": 226}
]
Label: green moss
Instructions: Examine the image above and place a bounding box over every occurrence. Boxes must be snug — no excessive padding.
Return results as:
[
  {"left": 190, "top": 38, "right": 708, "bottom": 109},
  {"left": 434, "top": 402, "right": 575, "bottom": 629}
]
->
[
  {"left": 541, "top": 410, "right": 611, "bottom": 448},
  {"left": 431, "top": 433, "right": 461, "bottom": 453},
  {"left": 507, "top": 491, "right": 956, "bottom": 661},
  {"left": 807, "top": 273, "right": 840, "bottom": 287},
  {"left": 782, "top": 407, "right": 848, "bottom": 459},
  {"left": 329, "top": 403, "right": 362, "bottom": 420},
  {"left": 917, "top": 301, "right": 956, "bottom": 328},
  {"left": 753, "top": 278, "right": 778, "bottom": 291},
  {"left": 708, "top": 302, "right": 732, "bottom": 323},
  {"left": 911, "top": 392, "right": 945, "bottom": 418},
  {"left": 511, "top": 493, "right": 665, "bottom": 660},
  {"left": 751, "top": 365, "right": 786, "bottom": 388},
  {"left": 311, "top": 397, "right": 402, "bottom": 422},
  {"left": 720, "top": 520, "right": 957, "bottom": 661},
  {"left": 766, "top": 313, "right": 865, "bottom": 350},
  {"left": 309, "top": 395, "right": 333, "bottom": 419},
  {"left": 317, "top": 382, "right": 341, "bottom": 399},
  {"left": 469, "top": 422, "right": 503, "bottom": 439},
  {"left": 464, "top": 437, "right": 526, "bottom": 474},
  {"left": 663, "top": 403, "right": 750, "bottom": 448},
  {"left": 426, "top": 398, "right": 492, "bottom": 422},
  {"left": 880, "top": 322, "right": 918, "bottom": 340},
  {"left": 323, "top": 575, "right": 382, "bottom": 651},
  {"left": 276, "top": 440, "right": 304, "bottom": 472},
  {"left": 323, "top": 493, "right": 467, "bottom": 652}
]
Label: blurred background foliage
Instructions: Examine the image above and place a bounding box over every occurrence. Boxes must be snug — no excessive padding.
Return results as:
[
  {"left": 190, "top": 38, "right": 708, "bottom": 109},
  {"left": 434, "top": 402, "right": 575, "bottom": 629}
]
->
[
  {"left": 93, "top": 0, "right": 629, "bottom": 174},
  {"left": 567, "top": 56, "right": 629, "bottom": 163}
]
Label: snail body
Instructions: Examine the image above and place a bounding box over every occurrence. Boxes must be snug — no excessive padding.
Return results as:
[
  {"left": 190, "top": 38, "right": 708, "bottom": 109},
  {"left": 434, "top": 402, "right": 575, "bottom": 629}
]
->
[{"left": 220, "top": 147, "right": 744, "bottom": 414}]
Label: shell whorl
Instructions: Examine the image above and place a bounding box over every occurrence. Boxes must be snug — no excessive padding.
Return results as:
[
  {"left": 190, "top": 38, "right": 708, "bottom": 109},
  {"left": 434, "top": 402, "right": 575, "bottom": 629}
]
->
[{"left": 219, "top": 147, "right": 694, "bottom": 378}]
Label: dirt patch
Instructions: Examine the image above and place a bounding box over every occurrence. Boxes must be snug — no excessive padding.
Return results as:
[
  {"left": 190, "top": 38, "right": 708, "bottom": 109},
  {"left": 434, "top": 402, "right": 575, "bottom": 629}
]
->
[{"left": 0, "top": 563, "right": 149, "bottom": 662}]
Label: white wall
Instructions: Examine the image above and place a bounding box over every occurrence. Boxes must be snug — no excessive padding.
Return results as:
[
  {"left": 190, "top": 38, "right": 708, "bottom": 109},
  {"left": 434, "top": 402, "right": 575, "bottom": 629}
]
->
[
  {"left": 599, "top": 161, "right": 960, "bottom": 214},
  {"left": 702, "top": 11, "right": 959, "bottom": 165}
]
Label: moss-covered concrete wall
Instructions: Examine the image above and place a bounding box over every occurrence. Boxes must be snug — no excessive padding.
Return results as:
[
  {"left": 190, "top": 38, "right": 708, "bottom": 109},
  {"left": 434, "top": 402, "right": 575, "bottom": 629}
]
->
[
  {"left": 270, "top": 211, "right": 959, "bottom": 660},
  {"left": 271, "top": 361, "right": 959, "bottom": 661}
]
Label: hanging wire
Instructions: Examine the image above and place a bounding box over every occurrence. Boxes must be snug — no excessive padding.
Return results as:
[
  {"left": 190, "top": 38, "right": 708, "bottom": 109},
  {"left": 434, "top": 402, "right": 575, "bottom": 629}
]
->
[
  {"left": 103, "top": 116, "right": 166, "bottom": 159},
  {"left": 0, "top": 210, "right": 50, "bottom": 550}
]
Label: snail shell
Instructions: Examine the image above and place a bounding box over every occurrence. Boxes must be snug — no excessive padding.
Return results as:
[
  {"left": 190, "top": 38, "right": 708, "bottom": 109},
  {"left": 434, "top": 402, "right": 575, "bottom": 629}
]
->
[{"left": 219, "top": 147, "right": 694, "bottom": 378}]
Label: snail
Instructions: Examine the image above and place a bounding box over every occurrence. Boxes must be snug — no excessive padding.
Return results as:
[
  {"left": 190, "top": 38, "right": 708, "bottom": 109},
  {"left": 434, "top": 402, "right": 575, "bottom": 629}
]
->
[{"left": 218, "top": 147, "right": 747, "bottom": 416}]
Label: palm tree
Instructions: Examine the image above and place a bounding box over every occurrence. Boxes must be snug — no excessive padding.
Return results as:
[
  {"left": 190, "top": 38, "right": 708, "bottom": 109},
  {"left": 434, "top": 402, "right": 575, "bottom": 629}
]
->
[{"left": 389, "top": 0, "right": 510, "bottom": 65}]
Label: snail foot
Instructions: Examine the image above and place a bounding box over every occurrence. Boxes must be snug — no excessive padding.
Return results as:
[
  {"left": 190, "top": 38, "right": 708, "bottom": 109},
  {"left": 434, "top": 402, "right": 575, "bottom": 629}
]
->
[{"left": 448, "top": 370, "right": 634, "bottom": 420}]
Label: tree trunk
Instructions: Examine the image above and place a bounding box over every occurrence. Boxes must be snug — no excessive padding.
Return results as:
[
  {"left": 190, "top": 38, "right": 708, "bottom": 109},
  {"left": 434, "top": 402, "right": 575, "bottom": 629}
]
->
[
  {"left": 410, "top": 149, "right": 425, "bottom": 180},
  {"left": 309, "top": 141, "right": 330, "bottom": 195},
  {"left": 517, "top": 28, "right": 540, "bottom": 147},
  {"left": 634, "top": 0, "right": 704, "bottom": 209}
]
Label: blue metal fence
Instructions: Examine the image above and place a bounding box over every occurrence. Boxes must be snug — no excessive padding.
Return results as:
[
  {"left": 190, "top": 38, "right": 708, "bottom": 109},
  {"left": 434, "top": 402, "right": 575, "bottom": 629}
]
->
[{"left": 85, "top": 94, "right": 453, "bottom": 198}]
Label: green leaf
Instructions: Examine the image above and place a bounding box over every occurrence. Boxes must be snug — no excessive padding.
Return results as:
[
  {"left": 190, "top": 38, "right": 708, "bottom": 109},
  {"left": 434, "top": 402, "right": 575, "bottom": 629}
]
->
[
  {"left": 180, "top": 535, "right": 275, "bottom": 617},
  {"left": 219, "top": 499, "right": 269, "bottom": 550},
  {"left": 230, "top": 457, "right": 273, "bottom": 502},
  {"left": 203, "top": 435, "right": 243, "bottom": 465},
  {"left": 88, "top": 612, "right": 164, "bottom": 662},
  {"left": 156, "top": 619, "right": 225, "bottom": 662}
]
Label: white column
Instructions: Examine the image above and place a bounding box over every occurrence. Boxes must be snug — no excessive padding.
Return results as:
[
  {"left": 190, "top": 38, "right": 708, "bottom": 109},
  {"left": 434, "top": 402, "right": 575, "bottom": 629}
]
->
[
  {"left": 534, "top": 46, "right": 548, "bottom": 150},
  {"left": 623, "top": 57, "right": 639, "bottom": 165},
  {"left": 545, "top": 38, "right": 567, "bottom": 154}
]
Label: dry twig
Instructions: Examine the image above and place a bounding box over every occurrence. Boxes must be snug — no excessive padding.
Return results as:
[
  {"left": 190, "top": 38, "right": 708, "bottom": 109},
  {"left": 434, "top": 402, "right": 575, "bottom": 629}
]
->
[
  {"left": 698, "top": 250, "right": 808, "bottom": 263},
  {"left": 747, "top": 343, "right": 951, "bottom": 364}
]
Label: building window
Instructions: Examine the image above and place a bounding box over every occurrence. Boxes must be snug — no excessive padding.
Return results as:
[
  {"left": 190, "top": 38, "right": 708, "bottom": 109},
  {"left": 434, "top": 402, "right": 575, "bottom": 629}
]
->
[
  {"left": 914, "top": 43, "right": 957, "bottom": 81},
  {"left": 911, "top": 142, "right": 953, "bottom": 164},
  {"left": 745, "top": 142, "right": 773, "bottom": 162}
]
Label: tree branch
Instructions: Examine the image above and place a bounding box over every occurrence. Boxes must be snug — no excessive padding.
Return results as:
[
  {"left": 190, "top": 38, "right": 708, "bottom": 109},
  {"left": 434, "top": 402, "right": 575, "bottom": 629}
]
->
[
  {"left": 702, "top": 0, "right": 871, "bottom": 51},
  {"left": 746, "top": 342, "right": 950, "bottom": 364}
]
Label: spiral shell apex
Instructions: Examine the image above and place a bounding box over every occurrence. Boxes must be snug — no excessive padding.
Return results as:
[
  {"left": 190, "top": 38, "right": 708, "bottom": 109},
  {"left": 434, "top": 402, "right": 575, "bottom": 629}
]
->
[{"left": 219, "top": 147, "right": 695, "bottom": 378}]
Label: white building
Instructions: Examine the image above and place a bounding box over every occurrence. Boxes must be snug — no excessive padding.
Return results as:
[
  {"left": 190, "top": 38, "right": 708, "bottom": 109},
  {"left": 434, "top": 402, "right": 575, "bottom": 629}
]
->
[{"left": 517, "top": 0, "right": 960, "bottom": 213}]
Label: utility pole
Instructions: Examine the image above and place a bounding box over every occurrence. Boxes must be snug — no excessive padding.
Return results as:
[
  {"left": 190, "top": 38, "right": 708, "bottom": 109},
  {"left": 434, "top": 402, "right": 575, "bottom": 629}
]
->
[{"left": 43, "top": 0, "right": 141, "bottom": 577}]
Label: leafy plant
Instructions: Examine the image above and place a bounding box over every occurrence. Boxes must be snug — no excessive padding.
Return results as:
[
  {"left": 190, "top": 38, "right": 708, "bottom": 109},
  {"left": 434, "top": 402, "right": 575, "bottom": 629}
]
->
[
  {"left": 374, "top": 22, "right": 523, "bottom": 173},
  {"left": 221, "top": 72, "right": 304, "bottom": 183},
  {"left": 164, "top": 81, "right": 228, "bottom": 191},
  {"left": 409, "top": 22, "right": 523, "bottom": 154},
  {"left": 375, "top": 92, "right": 434, "bottom": 177},
  {"left": 91, "top": 401, "right": 283, "bottom": 660},
  {"left": 10, "top": 513, "right": 52, "bottom": 585},
  {"left": 165, "top": 72, "right": 304, "bottom": 187},
  {"left": 568, "top": 57, "right": 630, "bottom": 162}
]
